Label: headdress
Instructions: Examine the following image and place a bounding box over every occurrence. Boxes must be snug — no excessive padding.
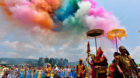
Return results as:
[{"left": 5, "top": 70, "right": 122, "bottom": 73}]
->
[
  {"left": 96, "top": 47, "right": 103, "bottom": 56},
  {"left": 119, "top": 46, "right": 126, "bottom": 51}
]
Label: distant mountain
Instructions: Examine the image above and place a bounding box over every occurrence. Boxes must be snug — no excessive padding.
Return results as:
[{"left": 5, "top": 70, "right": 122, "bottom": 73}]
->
[{"left": 0, "top": 58, "right": 38, "bottom": 65}]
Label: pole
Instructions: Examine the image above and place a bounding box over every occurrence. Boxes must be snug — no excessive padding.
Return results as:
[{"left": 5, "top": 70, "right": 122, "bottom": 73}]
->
[
  {"left": 95, "top": 36, "right": 97, "bottom": 53},
  {"left": 115, "top": 33, "right": 118, "bottom": 52}
]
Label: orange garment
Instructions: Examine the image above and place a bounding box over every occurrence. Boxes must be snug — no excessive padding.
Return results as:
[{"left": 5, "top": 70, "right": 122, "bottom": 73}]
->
[
  {"left": 77, "top": 64, "right": 84, "bottom": 78},
  {"left": 45, "top": 67, "right": 52, "bottom": 77}
]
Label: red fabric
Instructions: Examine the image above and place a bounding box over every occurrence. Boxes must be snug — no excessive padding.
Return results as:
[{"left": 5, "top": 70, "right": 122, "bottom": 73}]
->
[
  {"left": 96, "top": 47, "right": 103, "bottom": 56},
  {"left": 109, "top": 64, "right": 115, "bottom": 78}
]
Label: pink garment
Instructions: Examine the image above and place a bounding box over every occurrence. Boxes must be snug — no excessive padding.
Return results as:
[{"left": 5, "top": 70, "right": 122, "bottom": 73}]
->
[{"left": 90, "top": 60, "right": 96, "bottom": 78}]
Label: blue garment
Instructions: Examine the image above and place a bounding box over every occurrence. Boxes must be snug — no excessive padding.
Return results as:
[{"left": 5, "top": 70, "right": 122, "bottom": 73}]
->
[
  {"left": 26, "top": 70, "right": 31, "bottom": 78},
  {"left": 71, "top": 68, "right": 76, "bottom": 78},
  {"left": 19, "top": 70, "right": 24, "bottom": 78},
  {"left": 41, "top": 70, "right": 45, "bottom": 78},
  {"left": 58, "top": 71, "right": 64, "bottom": 78},
  {"left": 69, "top": 72, "right": 72, "bottom": 77},
  {"left": 34, "top": 72, "right": 38, "bottom": 78}
]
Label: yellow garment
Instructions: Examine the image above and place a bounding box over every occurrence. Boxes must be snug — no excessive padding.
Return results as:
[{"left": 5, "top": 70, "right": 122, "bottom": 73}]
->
[
  {"left": 45, "top": 67, "right": 52, "bottom": 77},
  {"left": 119, "top": 55, "right": 131, "bottom": 75},
  {"left": 37, "top": 70, "right": 42, "bottom": 78},
  {"left": 51, "top": 73, "right": 54, "bottom": 77}
]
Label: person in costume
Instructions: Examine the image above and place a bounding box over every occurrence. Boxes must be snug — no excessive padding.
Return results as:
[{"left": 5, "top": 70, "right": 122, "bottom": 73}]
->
[
  {"left": 94, "top": 47, "right": 108, "bottom": 78},
  {"left": 41, "top": 67, "right": 45, "bottom": 78},
  {"left": 58, "top": 66, "right": 64, "bottom": 78},
  {"left": 44, "top": 64, "right": 52, "bottom": 78},
  {"left": 37, "top": 67, "right": 42, "bottom": 78},
  {"left": 2, "top": 68, "right": 9, "bottom": 78},
  {"left": 85, "top": 41, "right": 92, "bottom": 78},
  {"left": 26, "top": 66, "right": 32, "bottom": 78},
  {"left": 8, "top": 66, "right": 18, "bottom": 78},
  {"left": 34, "top": 68, "right": 38, "bottom": 78},
  {"left": 116, "top": 46, "right": 138, "bottom": 78},
  {"left": 30, "top": 67, "right": 36, "bottom": 78},
  {"left": 109, "top": 52, "right": 123, "bottom": 78},
  {"left": 19, "top": 66, "right": 25, "bottom": 78},
  {"left": 2, "top": 70, "right": 9, "bottom": 78},
  {"left": 71, "top": 66, "right": 76, "bottom": 78},
  {"left": 76, "top": 58, "right": 85, "bottom": 78},
  {"left": 64, "top": 65, "right": 71, "bottom": 78},
  {"left": 87, "top": 54, "right": 96, "bottom": 78},
  {"left": 52, "top": 65, "right": 59, "bottom": 78}
]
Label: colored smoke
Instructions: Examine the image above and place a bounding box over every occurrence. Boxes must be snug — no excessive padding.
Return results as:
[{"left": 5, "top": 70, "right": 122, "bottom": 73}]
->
[{"left": 0, "top": 0, "right": 123, "bottom": 44}]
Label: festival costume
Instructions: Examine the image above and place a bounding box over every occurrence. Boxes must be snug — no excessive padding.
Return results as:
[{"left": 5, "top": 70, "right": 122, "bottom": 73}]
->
[
  {"left": 90, "top": 60, "right": 96, "bottom": 78},
  {"left": 8, "top": 69, "right": 18, "bottom": 78},
  {"left": 71, "top": 68, "right": 76, "bottom": 78},
  {"left": 64, "top": 67, "right": 71, "bottom": 78},
  {"left": 94, "top": 47, "right": 108, "bottom": 78},
  {"left": 118, "top": 55, "right": 134, "bottom": 78},
  {"left": 19, "top": 69, "right": 25, "bottom": 78},
  {"left": 26, "top": 70, "right": 31, "bottom": 78},
  {"left": 37, "top": 70, "right": 42, "bottom": 78},
  {"left": 41, "top": 70, "right": 45, "bottom": 78},
  {"left": 85, "top": 62, "right": 91, "bottom": 78},
  {"left": 88, "top": 54, "right": 96, "bottom": 78},
  {"left": 44, "top": 67, "right": 52, "bottom": 78},
  {"left": 34, "top": 71, "right": 38, "bottom": 78},
  {"left": 58, "top": 69, "right": 64, "bottom": 78},
  {"left": 53, "top": 67, "right": 59, "bottom": 78},
  {"left": 110, "top": 60, "right": 123, "bottom": 78},
  {"left": 118, "top": 46, "right": 138, "bottom": 78},
  {"left": 76, "top": 63, "right": 85, "bottom": 78}
]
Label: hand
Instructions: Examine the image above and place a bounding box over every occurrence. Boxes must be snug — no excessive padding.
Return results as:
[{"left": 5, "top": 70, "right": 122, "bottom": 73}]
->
[{"left": 119, "top": 70, "right": 123, "bottom": 74}]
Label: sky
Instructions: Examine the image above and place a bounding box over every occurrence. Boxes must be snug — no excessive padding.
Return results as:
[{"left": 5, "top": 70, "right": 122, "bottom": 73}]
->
[{"left": 0, "top": 0, "right": 140, "bottom": 63}]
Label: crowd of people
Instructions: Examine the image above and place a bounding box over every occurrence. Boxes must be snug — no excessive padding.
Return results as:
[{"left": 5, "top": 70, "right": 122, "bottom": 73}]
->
[
  {"left": 0, "top": 46, "right": 140, "bottom": 78},
  {"left": 0, "top": 64, "right": 77, "bottom": 78}
]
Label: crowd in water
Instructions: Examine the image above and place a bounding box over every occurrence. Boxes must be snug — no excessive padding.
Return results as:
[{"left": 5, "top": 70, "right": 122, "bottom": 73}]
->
[{"left": 0, "top": 45, "right": 140, "bottom": 78}]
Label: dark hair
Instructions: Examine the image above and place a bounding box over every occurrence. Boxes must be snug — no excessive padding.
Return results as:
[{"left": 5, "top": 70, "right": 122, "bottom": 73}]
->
[{"left": 114, "top": 52, "right": 120, "bottom": 56}]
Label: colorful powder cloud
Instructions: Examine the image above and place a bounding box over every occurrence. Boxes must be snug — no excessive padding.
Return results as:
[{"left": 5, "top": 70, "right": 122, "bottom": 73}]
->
[{"left": 0, "top": 0, "right": 123, "bottom": 43}]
